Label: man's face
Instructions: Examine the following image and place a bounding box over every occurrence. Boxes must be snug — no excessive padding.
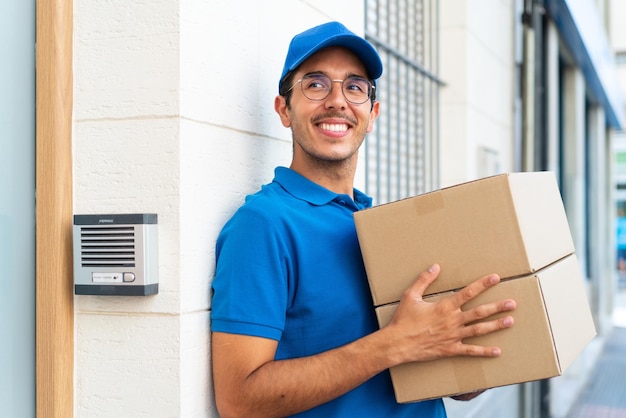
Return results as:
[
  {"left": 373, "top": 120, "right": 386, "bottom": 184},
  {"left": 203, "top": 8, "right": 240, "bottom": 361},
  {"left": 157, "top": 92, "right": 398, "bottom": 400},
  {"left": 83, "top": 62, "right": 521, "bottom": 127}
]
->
[{"left": 275, "top": 46, "right": 380, "bottom": 168}]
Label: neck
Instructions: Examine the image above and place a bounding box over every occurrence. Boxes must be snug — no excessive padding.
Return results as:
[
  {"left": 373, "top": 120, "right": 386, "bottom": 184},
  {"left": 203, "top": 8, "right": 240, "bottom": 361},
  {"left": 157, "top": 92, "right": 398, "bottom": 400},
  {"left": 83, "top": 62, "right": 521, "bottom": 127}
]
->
[{"left": 290, "top": 159, "right": 356, "bottom": 196}]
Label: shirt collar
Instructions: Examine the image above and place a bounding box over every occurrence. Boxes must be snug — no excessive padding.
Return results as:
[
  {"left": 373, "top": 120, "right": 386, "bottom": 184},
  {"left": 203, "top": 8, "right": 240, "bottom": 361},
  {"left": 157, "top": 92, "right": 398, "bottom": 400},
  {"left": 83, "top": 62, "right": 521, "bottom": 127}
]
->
[{"left": 274, "top": 167, "right": 372, "bottom": 209}]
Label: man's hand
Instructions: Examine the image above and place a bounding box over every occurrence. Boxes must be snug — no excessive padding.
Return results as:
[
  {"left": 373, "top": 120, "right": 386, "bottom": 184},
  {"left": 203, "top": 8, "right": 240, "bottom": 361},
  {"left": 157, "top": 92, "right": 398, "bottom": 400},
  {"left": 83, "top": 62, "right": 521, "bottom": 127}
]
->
[{"left": 381, "top": 264, "right": 516, "bottom": 366}]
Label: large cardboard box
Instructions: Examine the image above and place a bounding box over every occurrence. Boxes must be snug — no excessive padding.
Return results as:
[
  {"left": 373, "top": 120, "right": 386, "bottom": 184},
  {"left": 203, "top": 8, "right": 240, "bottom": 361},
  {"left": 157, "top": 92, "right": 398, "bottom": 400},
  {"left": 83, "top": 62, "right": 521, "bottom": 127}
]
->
[
  {"left": 376, "top": 254, "right": 596, "bottom": 402},
  {"left": 353, "top": 172, "right": 596, "bottom": 402},
  {"left": 354, "top": 172, "right": 575, "bottom": 306}
]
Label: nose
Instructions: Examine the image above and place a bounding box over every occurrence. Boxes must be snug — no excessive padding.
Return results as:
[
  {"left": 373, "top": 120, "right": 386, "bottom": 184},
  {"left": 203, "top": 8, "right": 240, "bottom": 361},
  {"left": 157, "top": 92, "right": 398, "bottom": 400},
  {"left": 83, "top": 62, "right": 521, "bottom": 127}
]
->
[{"left": 324, "top": 80, "right": 348, "bottom": 109}]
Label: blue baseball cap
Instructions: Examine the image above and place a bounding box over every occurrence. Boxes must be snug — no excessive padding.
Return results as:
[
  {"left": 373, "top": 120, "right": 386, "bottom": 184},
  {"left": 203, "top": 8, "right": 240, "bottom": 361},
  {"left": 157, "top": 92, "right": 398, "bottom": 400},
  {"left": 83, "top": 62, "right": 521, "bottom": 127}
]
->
[{"left": 278, "top": 21, "right": 383, "bottom": 92}]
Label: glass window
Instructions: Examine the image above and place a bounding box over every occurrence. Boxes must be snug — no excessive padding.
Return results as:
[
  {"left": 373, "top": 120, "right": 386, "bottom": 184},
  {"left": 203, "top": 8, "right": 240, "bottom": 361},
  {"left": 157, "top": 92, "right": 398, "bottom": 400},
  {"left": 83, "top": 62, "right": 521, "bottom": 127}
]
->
[{"left": 365, "top": 0, "right": 443, "bottom": 204}]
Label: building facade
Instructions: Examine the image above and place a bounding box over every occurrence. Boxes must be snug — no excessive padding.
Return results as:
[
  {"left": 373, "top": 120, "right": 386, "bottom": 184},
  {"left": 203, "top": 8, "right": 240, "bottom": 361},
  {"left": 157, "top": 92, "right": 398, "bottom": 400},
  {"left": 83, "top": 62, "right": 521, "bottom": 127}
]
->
[{"left": 4, "top": 0, "right": 624, "bottom": 417}]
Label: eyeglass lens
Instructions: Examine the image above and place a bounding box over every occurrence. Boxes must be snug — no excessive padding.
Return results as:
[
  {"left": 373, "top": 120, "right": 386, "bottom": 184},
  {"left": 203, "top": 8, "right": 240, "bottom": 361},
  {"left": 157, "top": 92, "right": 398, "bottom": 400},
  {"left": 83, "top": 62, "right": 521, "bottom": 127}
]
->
[{"left": 300, "top": 74, "right": 372, "bottom": 104}]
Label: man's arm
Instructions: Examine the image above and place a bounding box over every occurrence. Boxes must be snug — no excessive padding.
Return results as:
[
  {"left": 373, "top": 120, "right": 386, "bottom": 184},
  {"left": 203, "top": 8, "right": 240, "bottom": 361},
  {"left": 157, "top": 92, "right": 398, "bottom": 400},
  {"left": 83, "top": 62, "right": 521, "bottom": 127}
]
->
[{"left": 211, "top": 264, "right": 516, "bottom": 418}]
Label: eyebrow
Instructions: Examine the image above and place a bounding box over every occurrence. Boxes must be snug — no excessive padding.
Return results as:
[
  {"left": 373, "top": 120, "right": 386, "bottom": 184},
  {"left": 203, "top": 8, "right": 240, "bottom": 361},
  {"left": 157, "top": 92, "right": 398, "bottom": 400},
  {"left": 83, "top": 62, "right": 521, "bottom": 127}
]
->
[{"left": 302, "top": 71, "right": 369, "bottom": 80}]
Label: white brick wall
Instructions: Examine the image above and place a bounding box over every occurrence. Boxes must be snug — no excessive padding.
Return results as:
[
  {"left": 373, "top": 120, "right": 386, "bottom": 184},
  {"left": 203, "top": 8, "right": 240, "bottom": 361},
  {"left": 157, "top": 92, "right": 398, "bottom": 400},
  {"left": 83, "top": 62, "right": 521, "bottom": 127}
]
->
[{"left": 73, "top": 1, "right": 364, "bottom": 416}]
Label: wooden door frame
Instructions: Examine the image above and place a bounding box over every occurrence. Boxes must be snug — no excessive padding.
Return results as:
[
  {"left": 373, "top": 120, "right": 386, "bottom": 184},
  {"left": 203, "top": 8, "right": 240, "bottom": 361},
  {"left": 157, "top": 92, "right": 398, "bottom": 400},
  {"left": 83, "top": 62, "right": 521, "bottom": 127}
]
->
[{"left": 36, "top": 0, "right": 74, "bottom": 417}]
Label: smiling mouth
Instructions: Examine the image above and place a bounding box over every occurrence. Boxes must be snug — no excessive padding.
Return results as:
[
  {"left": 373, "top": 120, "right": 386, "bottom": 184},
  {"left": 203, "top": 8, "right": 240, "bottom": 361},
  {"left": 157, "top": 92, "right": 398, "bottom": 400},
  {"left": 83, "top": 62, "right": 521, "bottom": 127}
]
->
[{"left": 318, "top": 123, "right": 349, "bottom": 132}]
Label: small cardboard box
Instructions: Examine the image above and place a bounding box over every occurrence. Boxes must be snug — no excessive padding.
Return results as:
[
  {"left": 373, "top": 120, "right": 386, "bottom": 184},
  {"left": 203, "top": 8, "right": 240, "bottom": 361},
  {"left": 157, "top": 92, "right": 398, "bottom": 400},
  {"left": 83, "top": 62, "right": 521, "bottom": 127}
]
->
[
  {"left": 375, "top": 254, "right": 596, "bottom": 402},
  {"left": 354, "top": 172, "right": 575, "bottom": 306}
]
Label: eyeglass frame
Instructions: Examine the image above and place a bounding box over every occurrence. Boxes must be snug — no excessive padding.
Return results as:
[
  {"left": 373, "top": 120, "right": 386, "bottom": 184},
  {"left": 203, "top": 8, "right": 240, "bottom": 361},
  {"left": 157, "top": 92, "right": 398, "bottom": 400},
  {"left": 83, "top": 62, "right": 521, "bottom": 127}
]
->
[{"left": 284, "top": 72, "right": 376, "bottom": 105}]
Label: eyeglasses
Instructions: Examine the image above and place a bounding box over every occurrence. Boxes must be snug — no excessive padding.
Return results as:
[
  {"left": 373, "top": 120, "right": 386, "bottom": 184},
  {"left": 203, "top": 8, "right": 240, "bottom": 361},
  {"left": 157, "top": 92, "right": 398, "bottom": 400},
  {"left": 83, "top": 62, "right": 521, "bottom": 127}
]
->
[{"left": 286, "top": 73, "right": 375, "bottom": 104}]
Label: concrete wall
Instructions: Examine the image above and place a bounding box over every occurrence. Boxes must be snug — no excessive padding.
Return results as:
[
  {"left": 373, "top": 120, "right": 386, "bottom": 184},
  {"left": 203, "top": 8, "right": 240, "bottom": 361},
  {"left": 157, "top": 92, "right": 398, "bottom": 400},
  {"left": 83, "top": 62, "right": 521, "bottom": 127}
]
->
[
  {"left": 439, "top": 0, "right": 516, "bottom": 188},
  {"left": 609, "top": 0, "right": 626, "bottom": 50},
  {"left": 73, "top": 1, "right": 363, "bottom": 416}
]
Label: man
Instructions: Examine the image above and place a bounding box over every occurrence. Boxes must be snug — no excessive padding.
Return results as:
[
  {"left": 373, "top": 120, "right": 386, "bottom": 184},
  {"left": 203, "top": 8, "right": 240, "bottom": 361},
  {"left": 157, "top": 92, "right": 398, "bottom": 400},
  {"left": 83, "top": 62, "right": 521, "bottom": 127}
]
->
[{"left": 211, "top": 21, "right": 516, "bottom": 417}]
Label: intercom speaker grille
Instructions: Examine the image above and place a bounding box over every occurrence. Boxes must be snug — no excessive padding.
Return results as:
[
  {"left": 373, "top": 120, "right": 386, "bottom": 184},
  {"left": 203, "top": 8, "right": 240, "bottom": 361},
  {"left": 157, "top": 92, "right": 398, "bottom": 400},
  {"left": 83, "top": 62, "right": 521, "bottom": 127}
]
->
[{"left": 80, "top": 226, "right": 136, "bottom": 268}]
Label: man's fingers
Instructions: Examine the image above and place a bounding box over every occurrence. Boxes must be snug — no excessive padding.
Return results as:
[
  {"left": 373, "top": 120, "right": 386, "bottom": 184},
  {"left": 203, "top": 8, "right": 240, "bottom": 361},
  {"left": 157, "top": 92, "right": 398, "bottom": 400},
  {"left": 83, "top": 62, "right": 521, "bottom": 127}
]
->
[
  {"left": 405, "top": 264, "right": 440, "bottom": 299},
  {"left": 453, "top": 273, "right": 502, "bottom": 306},
  {"left": 457, "top": 343, "right": 503, "bottom": 357},
  {"left": 462, "top": 299, "right": 517, "bottom": 324},
  {"left": 460, "top": 314, "right": 515, "bottom": 340}
]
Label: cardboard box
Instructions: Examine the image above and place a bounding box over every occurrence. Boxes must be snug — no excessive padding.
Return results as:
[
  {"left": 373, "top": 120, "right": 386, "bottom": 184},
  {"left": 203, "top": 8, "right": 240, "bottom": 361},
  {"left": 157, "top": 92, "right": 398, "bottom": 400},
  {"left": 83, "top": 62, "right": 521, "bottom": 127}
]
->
[
  {"left": 354, "top": 172, "right": 596, "bottom": 402},
  {"left": 375, "top": 254, "right": 596, "bottom": 402},
  {"left": 354, "top": 172, "right": 575, "bottom": 306}
]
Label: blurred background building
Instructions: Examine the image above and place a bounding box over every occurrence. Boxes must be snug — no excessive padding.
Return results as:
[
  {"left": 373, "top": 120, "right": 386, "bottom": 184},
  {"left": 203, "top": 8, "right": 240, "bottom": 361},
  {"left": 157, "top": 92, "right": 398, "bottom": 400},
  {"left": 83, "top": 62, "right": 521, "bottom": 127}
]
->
[
  {"left": 3, "top": 0, "right": 626, "bottom": 417},
  {"left": 366, "top": 3, "right": 626, "bottom": 414}
]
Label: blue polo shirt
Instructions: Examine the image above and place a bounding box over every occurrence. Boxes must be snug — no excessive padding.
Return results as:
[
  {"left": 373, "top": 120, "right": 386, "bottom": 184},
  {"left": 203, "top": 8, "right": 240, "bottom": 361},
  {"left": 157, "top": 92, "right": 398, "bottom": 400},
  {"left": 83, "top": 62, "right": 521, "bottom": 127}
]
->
[{"left": 211, "top": 167, "right": 446, "bottom": 417}]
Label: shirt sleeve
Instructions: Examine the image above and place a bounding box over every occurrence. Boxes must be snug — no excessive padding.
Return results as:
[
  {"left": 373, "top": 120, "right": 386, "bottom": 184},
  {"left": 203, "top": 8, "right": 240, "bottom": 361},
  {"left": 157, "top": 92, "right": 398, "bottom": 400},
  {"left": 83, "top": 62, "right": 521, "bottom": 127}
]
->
[{"left": 210, "top": 202, "right": 290, "bottom": 341}]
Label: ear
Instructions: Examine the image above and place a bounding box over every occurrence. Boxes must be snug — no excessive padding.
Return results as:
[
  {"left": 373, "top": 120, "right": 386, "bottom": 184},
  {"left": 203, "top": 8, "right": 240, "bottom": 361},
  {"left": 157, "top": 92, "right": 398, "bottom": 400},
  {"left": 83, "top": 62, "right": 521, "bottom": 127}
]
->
[
  {"left": 366, "top": 101, "right": 380, "bottom": 133},
  {"left": 274, "top": 96, "right": 291, "bottom": 128}
]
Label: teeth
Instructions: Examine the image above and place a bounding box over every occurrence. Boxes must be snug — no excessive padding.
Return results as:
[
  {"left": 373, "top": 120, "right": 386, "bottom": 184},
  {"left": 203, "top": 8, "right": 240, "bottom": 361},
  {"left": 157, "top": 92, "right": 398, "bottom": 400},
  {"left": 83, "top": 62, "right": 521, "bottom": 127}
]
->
[{"left": 319, "top": 123, "right": 348, "bottom": 132}]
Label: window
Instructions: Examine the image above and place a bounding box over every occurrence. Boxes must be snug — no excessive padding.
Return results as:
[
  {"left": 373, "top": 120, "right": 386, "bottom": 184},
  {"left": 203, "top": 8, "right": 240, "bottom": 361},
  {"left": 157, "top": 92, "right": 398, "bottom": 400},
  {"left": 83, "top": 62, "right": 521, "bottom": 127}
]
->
[{"left": 365, "top": 0, "right": 443, "bottom": 204}]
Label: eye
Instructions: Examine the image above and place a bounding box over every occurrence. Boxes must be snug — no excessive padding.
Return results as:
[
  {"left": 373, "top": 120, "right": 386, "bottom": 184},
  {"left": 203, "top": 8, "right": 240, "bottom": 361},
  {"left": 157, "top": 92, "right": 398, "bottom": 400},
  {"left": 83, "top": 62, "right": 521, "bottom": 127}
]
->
[
  {"left": 344, "top": 77, "right": 369, "bottom": 93},
  {"left": 302, "top": 75, "right": 330, "bottom": 91}
]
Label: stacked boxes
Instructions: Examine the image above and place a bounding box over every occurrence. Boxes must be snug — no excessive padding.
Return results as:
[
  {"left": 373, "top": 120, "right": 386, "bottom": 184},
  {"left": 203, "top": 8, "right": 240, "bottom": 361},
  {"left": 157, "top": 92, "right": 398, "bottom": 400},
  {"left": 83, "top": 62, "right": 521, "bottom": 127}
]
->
[{"left": 354, "top": 172, "right": 596, "bottom": 402}]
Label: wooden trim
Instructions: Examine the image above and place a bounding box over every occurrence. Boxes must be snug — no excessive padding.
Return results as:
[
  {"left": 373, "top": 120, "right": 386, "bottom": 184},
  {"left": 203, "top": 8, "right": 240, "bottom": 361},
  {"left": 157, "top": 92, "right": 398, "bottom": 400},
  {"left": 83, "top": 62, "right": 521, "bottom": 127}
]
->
[{"left": 36, "top": 0, "right": 74, "bottom": 417}]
